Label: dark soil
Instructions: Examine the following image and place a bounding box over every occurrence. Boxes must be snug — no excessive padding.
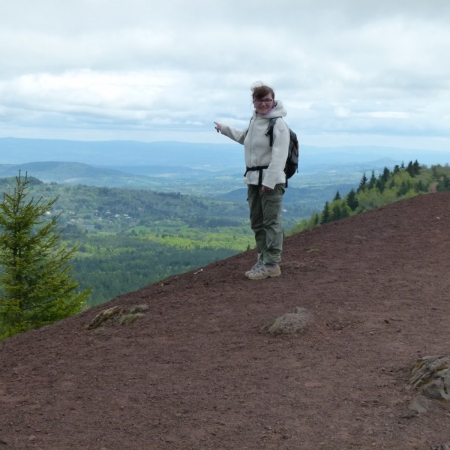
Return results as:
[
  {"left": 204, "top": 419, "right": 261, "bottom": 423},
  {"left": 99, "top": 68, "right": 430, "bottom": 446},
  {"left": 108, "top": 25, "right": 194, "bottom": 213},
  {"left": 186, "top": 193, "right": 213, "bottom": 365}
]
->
[{"left": 2, "top": 191, "right": 450, "bottom": 449}]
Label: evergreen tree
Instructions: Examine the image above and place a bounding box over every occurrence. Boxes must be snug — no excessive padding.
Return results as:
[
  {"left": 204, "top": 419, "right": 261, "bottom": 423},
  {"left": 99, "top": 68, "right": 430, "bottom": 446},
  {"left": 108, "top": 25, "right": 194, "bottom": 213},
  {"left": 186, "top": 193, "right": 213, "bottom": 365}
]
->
[
  {"left": 406, "top": 161, "right": 415, "bottom": 177},
  {"left": 416, "top": 180, "right": 425, "bottom": 192},
  {"left": 313, "top": 213, "right": 320, "bottom": 226},
  {"left": 368, "top": 170, "right": 377, "bottom": 189},
  {"left": 357, "top": 173, "right": 368, "bottom": 193},
  {"left": 381, "top": 167, "right": 391, "bottom": 182},
  {"left": 0, "top": 174, "right": 90, "bottom": 340},
  {"left": 333, "top": 191, "right": 341, "bottom": 201},
  {"left": 413, "top": 159, "right": 421, "bottom": 175},
  {"left": 346, "top": 189, "right": 359, "bottom": 211},
  {"left": 397, "top": 180, "right": 412, "bottom": 197},
  {"left": 320, "top": 201, "right": 330, "bottom": 224},
  {"left": 376, "top": 177, "right": 386, "bottom": 193},
  {"left": 436, "top": 175, "right": 450, "bottom": 191},
  {"left": 393, "top": 165, "right": 400, "bottom": 175}
]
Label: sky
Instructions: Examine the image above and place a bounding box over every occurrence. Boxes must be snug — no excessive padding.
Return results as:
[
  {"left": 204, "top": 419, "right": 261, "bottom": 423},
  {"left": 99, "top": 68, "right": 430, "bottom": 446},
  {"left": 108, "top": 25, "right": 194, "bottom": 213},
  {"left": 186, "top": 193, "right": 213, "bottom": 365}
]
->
[{"left": 1, "top": 0, "right": 450, "bottom": 151}]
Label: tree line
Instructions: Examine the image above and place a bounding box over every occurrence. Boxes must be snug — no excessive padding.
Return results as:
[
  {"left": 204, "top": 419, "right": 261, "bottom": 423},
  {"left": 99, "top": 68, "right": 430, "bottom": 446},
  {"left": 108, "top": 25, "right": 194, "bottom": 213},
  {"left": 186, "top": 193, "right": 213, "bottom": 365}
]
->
[{"left": 289, "top": 160, "right": 429, "bottom": 233}]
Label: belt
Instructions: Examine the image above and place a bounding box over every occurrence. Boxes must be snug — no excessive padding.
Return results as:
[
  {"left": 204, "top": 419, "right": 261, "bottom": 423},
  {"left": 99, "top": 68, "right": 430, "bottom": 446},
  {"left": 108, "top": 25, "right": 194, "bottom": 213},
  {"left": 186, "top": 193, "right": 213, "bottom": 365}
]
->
[{"left": 244, "top": 166, "right": 269, "bottom": 186}]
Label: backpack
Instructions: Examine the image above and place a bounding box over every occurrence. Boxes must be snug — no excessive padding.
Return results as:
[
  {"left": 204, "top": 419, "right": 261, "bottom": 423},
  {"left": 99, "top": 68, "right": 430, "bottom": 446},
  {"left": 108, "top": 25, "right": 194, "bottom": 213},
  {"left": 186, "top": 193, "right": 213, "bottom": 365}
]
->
[
  {"left": 244, "top": 117, "right": 299, "bottom": 188},
  {"left": 266, "top": 117, "right": 299, "bottom": 187}
]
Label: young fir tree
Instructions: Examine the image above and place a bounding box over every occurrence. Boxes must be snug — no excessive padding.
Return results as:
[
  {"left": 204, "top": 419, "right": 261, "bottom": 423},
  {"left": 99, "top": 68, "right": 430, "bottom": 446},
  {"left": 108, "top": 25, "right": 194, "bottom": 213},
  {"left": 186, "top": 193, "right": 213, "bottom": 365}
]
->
[
  {"left": 368, "top": 170, "right": 377, "bottom": 189},
  {"left": 0, "top": 174, "right": 90, "bottom": 339},
  {"left": 416, "top": 179, "right": 426, "bottom": 193},
  {"left": 397, "top": 180, "right": 412, "bottom": 197},
  {"left": 320, "top": 201, "right": 330, "bottom": 224},
  {"left": 313, "top": 213, "right": 320, "bottom": 226},
  {"left": 357, "top": 173, "right": 368, "bottom": 193},
  {"left": 333, "top": 191, "right": 341, "bottom": 201},
  {"left": 381, "top": 167, "right": 391, "bottom": 182},
  {"left": 376, "top": 176, "right": 386, "bottom": 193},
  {"left": 436, "top": 175, "right": 450, "bottom": 191},
  {"left": 346, "top": 189, "right": 359, "bottom": 211},
  {"left": 406, "top": 161, "right": 415, "bottom": 178}
]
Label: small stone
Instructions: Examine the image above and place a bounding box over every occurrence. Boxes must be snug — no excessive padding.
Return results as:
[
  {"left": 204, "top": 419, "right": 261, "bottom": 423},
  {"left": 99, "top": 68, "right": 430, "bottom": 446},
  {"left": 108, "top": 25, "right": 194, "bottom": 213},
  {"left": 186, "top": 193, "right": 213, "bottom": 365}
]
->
[
  {"left": 409, "top": 395, "right": 432, "bottom": 414},
  {"left": 265, "top": 307, "right": 313, "bottom": 335},
  {"left": 410, "top": 355, "right": 450, "bottom": 401}
]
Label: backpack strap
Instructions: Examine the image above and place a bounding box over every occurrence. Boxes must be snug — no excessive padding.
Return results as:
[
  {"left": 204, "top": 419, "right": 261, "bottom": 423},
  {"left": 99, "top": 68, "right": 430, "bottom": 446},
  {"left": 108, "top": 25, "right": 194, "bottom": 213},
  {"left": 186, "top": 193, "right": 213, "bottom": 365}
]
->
[
  {"left": 244, "top": 165, "right": 269, "bottom": 186},
  {"left": 246, "top": 116, "right": 281, "bottom": 145},
  {"left": 265, "top": 117, "right": 281, "bottom": 146}
]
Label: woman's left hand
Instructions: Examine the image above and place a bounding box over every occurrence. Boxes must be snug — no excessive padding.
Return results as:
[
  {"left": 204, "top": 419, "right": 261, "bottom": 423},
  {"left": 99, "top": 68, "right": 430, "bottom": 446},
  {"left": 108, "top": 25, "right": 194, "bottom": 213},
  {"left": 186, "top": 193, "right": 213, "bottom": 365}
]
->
[{"left": 261, "top": 185, "right": 272, "bottom": 193}]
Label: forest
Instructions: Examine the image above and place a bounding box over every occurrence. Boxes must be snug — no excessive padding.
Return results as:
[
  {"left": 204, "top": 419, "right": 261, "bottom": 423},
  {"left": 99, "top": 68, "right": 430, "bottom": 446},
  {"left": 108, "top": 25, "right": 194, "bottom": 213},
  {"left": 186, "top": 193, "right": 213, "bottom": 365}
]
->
[
  {"left": 1, "top": 160, "right": 449, "bottom": 307},
  {"left": 0, "top": 178, "right": 254, "bottom": 306},
  {"left": 288, "top": 160, "right": 450, "bottom": 234}
]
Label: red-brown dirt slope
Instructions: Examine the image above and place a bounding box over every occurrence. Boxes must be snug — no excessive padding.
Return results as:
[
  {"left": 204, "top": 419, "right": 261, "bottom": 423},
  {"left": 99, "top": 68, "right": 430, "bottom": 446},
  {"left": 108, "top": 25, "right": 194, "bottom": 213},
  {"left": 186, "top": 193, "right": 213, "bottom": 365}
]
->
[{"left": 1, "top": 191, "right": 450, "bottom": 450}]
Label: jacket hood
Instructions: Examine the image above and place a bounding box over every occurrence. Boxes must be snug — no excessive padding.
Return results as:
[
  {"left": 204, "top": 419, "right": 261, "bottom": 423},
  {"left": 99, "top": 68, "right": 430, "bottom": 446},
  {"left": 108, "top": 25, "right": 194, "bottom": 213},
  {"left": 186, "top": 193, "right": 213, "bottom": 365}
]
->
[{"left": 253, "top": 100, "right": 287, "bottom": 119}]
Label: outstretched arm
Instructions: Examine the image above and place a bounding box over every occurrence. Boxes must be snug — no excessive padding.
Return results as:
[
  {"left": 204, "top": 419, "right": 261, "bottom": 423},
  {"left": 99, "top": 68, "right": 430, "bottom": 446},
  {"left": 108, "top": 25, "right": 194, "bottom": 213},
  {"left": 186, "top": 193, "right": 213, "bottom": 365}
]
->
[{"left": 214, "top": 121, "right": 247, "bottom": 145}]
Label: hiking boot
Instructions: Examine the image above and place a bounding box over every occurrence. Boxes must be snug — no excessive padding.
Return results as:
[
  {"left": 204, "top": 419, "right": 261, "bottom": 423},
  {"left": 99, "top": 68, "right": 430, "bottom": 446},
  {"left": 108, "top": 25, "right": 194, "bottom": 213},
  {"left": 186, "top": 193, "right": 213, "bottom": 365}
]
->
[
  {"left": 245, "top": 260, "right": 264, "bottom": 278},
  {"left": 247, "top": 263, "right": 281, "bottom": 280}
]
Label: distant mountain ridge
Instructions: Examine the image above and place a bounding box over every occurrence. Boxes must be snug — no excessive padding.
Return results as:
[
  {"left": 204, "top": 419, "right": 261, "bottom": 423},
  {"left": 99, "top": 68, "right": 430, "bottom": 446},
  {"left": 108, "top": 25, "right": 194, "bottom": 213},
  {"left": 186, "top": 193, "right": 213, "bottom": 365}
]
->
[
  {"left": 0, "top": 161, "right": 238, "bottom": 191},
  {"left": 0, "top": 138, "right": 243, "bottom": 169},
  {"left": 2, "top": 137, "right": 450, "bottom": 169},
  {"left": 2, "top": 137, "right": 449, "bottom": 199},
  {"left": 0, "top": 162, "right": 161, "bottom": 188}
]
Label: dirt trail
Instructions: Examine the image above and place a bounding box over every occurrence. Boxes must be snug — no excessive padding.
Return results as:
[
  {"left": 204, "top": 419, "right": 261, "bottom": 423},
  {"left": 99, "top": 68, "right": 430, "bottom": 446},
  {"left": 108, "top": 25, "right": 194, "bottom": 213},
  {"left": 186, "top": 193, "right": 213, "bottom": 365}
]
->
[{"left": 1, "top": 191, "right": 450, "bottom": 449}]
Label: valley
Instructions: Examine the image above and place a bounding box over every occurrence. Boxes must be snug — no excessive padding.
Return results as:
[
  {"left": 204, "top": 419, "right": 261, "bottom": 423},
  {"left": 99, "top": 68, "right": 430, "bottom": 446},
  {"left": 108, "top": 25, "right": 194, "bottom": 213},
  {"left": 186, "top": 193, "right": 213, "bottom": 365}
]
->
[{"left": 1, "top": 138, "right": 449, "bottom": 307}]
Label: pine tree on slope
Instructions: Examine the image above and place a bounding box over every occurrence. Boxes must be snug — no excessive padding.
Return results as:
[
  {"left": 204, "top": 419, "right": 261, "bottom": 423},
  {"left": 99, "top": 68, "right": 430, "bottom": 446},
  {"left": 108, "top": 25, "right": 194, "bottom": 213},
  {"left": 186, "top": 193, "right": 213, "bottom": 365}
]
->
[{"left": 0, "top": 174, "right": 90, "bottom": 340}]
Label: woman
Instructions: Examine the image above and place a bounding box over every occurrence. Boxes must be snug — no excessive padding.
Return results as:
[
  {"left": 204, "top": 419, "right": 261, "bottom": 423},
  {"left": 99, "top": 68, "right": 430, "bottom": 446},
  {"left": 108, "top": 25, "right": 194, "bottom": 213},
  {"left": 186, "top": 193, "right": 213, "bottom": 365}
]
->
[{"left": 214, "top": 83, "right": 289, "bottom": 280}]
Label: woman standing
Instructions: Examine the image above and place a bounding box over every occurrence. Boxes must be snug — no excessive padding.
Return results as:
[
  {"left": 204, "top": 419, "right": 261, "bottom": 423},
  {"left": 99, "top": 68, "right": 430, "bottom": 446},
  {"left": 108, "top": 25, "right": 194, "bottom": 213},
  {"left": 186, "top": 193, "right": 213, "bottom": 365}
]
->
[{"left": 214, "top": 83, "right": 289, "bottom": 280}]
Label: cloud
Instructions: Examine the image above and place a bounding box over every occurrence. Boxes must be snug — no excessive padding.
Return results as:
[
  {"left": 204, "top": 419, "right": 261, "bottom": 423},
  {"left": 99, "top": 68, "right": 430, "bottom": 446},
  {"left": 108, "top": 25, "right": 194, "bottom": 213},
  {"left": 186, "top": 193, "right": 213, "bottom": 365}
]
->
[{"left": 0, "top": 0, "right": 449, "bottom": 149}]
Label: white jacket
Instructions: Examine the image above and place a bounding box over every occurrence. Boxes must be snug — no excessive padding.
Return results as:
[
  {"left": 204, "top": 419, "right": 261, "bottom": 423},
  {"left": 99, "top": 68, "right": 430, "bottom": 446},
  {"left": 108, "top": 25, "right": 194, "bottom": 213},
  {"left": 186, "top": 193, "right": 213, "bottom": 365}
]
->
[{"left": 220, "top": 101, "right": 290, "bottom": 189}]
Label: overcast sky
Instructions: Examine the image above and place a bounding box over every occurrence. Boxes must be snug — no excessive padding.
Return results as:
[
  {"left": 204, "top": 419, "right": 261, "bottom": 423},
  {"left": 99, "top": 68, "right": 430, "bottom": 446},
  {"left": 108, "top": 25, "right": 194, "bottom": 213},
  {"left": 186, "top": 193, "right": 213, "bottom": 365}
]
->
[{"left": 1, "top": 0, "right": 450, "bottom": 150}]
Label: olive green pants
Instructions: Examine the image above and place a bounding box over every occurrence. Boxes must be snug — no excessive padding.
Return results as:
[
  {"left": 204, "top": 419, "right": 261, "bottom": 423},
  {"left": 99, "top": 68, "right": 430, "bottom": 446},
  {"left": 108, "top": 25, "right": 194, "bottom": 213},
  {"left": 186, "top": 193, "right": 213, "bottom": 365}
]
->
[{"left": 247, "top": 183, "right": 285, "bottom": 265}]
